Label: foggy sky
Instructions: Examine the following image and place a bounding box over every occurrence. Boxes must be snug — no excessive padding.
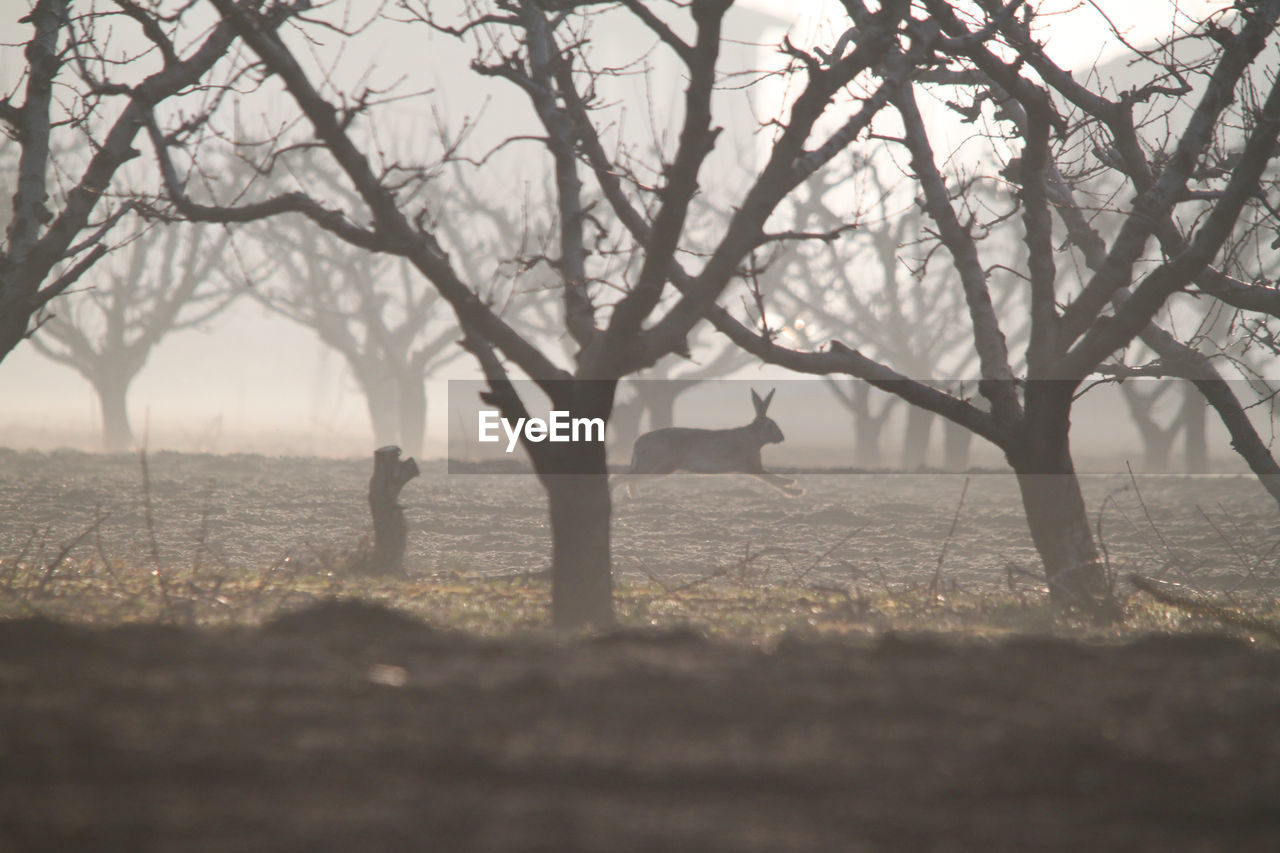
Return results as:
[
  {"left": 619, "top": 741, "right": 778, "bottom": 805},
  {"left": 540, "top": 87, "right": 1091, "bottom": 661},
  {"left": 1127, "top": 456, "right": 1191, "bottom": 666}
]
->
[{"left": 0, "top": 0, "right": 1249, "bottom": 459}]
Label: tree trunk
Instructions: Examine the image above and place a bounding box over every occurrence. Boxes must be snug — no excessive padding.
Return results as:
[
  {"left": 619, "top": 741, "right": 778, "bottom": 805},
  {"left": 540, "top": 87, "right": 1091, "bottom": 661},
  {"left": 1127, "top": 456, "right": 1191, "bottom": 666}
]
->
[
  {"left": 1008, "top": 382, "right": 1117, "bottom": 620},
  {"left": 95, "top": 372, "right": 134, "bottom": 453},
  {"left": 636, "top": 379, "right": 696, "bottom": 431},
  {"left": 0, "top": 291, "right": 31, "bottom": 367},
  {"left": 537, "top": 382, "right": 615, "bottom": 630},
  {"left": 1120, "top": 382, "right": 1176, "bottom": 471},
  {"left": 942, "top": 417, "right": 974, "bottom": 471},
  {"left": 1133, "top": 421, "right": 1175, "bottom": 471},
  {"left": 1182, "top": 385, "right": 1208, "bottom": 474},
  {"left": 844, "top": 381, "right": 893, "bottom": 468},
  {"left": 900, "top": 404, "right": 933, "bottom": 470},
  {"left": 853, "top": 413, "right": 886, "bottom": 468},
  {"left": 397, "top": 374, "right": 427, "bottom": 459},
  {"left": 477, "top": 373, "right": 617, "bottom": 630},
  {"left": 545, "top": 467, "right": 614, "bottom": 630},
  {"left": 361, "top": 379, "right": 398, "bottom": 448},
  {"left": 366, "top": 445, "right": 419, "bottom": 575}
]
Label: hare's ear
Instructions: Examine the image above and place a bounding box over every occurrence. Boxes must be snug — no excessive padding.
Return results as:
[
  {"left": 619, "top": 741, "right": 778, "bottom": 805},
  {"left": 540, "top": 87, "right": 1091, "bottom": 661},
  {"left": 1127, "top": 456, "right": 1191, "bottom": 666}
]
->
[{"left": 752, "top": 387, "right": 776, "bottom": 417}]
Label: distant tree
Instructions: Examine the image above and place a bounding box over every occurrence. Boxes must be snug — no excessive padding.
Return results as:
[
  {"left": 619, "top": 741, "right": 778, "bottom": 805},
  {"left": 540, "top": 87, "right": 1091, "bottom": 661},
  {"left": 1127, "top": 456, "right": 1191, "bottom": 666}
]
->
[
  {"left": 610, "top": 338, "right": 753, "bottom": 456},
  {"left": 819, "top": 377, "right": 900, "bottom": 468},
  {"left": 1109, "top": 315, "right": 1218, "bottom": 473},
  {"left": 763, "top": 156, "right": 1022, "bottom": 470},
  {"left": 1118, "top": 379, "right": 1182, "bottom": 471},
  {"left": 28, "top": 221, "right": 237, "bottom": 452},
  {"left": 251, "top": 211, "right": 461, "bottom": 458},
  {"left": 0, "top": 0, "right": 260, "bottom": 364}
]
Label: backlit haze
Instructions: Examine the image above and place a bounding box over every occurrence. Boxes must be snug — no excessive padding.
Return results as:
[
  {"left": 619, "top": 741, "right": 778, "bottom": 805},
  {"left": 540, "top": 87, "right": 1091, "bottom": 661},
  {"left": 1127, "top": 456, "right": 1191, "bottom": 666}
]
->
[{"left": 0, "top": 0, "right": 1234, "bottom": 461}]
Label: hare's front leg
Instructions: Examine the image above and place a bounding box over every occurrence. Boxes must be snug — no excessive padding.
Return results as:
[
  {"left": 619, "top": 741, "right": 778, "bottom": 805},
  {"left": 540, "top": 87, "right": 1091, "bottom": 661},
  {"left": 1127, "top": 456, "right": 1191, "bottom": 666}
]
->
[
  {"left": 623, "top": 474, "right": 663, "bottom": 499},
  {"left": 750, "top": 471, "right": 805, "bottom": 497},
  {"left": 609, "top": 471, "right": 658, "bottom": 499},
  {"left": 741, "top": 453, "right": 802, "bottom": 497}
]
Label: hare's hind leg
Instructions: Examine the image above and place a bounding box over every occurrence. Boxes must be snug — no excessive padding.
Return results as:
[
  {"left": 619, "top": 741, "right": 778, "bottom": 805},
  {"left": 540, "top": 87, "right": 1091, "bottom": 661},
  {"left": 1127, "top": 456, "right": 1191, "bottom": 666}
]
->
[
  {"left": 622, "top": 449, "right": 679, "bottom": 499},
  {"left": 606, "top": 471, "right": 640, "bottom": 499},
  {"left": 750, "top": 471, "right": 805, "bottom": 497},
  {"left": 609, "top": 473, "right": 647, "bottom": 499},
  {"left": 623, "top": 474, "right": 660, "bottom": 499}
]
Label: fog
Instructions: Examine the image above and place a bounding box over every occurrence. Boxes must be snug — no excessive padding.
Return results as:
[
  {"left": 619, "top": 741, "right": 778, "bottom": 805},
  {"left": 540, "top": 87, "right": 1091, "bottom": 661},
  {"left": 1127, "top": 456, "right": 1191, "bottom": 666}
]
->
[{"left": 0, "top": 0, "right": 1264, "bottom": 468}]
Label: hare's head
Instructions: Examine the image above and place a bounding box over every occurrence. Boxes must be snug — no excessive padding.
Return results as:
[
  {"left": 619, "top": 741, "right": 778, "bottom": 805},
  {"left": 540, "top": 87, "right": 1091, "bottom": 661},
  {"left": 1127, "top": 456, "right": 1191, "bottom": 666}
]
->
[{"left": 751, "top": 388, "right": 785, "bottom": 444}]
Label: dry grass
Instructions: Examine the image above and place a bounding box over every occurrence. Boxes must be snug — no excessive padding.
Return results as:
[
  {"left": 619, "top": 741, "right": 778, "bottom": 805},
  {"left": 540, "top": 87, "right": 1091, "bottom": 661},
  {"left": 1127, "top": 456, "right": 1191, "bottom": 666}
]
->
[
  {"left": 3, "top": 532, "right": 1279, "bottom": 645},
  {"left": 3, "top": 449, "right": 1279, "bottom": 644}
]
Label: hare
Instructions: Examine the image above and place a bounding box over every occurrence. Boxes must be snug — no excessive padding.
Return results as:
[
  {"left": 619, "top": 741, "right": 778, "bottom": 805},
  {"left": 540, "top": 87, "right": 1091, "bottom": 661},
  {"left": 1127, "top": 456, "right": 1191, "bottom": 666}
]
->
[{"left": 616, "top": 388, "right": 803, "bottom": 497}]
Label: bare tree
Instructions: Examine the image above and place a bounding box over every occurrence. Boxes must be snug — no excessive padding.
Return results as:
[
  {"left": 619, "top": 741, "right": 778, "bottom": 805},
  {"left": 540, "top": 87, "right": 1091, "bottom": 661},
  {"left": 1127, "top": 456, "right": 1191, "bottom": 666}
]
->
[
  {"left": 763, "top": 156, "right": 1024, "bottom": 469},
  {"left": 143, "top": 0, "right": 910, "bottom": 628},
  {"left": 697, "top": 0, "right": 1280, "bottom": 618},
  {"left": 1062, "top": 39, "right": 1280, "bottom": 476},
  {"left": 0, "top": 0, "right": 258, "bottom": 364},
  {"left": 250, "top": 214, "right": 460, "bottom": 458},
  {"left": 1114, "top": 308, "right": 1233, "bottom": 474},
  {"left": 1118, "top": 378, "right": 1184, "bottom": 471},
  {"left": 28, "top": 221, "right": 237, "bottom": 451},
  {"left": 819, "top": 377, "right": 901, "bottom": 468}
]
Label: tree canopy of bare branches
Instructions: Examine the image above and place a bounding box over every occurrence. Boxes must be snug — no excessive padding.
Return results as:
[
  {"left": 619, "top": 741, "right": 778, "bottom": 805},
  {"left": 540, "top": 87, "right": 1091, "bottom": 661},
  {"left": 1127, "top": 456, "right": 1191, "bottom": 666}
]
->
[
  {"left": 28, "top": 220, "right": 238, "bottom": 451},
  {"left": 689, "top": 0, "right": 1280, "bottom": 618},
  {"left": 136, "top": 0, "right": 910, "bottom": 628},
  {"left": 0, "top": 0, "right": 262, "bottom": 363},
  {"left": 42, "top": 0, "right": 1274, "bottom": 626}
]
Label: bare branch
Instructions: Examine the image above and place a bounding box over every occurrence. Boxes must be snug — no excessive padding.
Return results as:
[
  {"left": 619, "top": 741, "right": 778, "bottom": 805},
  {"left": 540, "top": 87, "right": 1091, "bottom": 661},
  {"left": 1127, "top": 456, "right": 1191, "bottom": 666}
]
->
[
  {"left": 602, "top": 0, "right": 731, "bottom": 362},
  {"left": 203, "top": 0, "right": 570, "bottom": 388},
  {"left": 616, "top": 0, "right": 693, "bottom": 65},
  {"left": 892, "top": 81, "right": 1022, "bottom": 420},
  {"left": 1061, "top": 71, "right": 1280, "bottom": 377}
]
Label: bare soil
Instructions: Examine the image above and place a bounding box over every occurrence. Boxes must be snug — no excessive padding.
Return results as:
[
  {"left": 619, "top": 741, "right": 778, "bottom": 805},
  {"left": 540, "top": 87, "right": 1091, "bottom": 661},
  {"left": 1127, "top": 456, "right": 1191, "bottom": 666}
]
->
[
  {"left": 2, "top": 604, "right": 1279, "bottom": 851},
  {"left": 2, "top": 448, "right": 1276, "bottom": 591},
  {"left": 2, "top": 450, "right": 1280, "bottom": 850}
]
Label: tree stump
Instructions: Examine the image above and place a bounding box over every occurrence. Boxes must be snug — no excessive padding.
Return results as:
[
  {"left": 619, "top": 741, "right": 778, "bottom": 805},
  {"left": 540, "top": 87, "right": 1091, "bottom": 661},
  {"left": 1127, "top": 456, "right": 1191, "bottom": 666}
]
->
[{"left": 367, "top": 445, "right": 419, "bottom": 576}]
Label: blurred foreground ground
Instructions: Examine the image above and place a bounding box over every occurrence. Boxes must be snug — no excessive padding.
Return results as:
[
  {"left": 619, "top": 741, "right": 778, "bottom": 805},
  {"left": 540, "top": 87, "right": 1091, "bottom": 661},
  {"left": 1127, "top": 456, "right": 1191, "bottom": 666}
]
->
[{"left": 1, "top": 603, "right": 1279, "bottom": 851}]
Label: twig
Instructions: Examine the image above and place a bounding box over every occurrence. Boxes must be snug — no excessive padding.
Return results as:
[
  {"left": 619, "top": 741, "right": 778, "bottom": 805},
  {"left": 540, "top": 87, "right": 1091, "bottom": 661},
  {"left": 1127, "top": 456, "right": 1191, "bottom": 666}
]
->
[
  {"left": 929, "top": 477, "right": 970, "bottom": 598},
  {"left": 138, "top": 447, "right": 174, "bottom": 617},
  {"left": 1197, "top": 503, "right": 1255, "bottom": 580},
  {"left": 1129, "top": 574, "right": 1280, "bottom": 642},
  {"left": 192, "top": 479, "right": 216, "bottom": 576},
  {"left": 1125, "top": 461, "right": 1201, "bottom": 586},
  {"left": 35, "top": 514, "right": 108, "bottom": 596},
  {"left": 138, "top": 448, "right": 163, "bottom": 573},
  {"left": 798, "top": 525, "right": 870, "bottom": 585},
  {"left": 1095, "top": 485, "right": 1129, "bottom": 590}
]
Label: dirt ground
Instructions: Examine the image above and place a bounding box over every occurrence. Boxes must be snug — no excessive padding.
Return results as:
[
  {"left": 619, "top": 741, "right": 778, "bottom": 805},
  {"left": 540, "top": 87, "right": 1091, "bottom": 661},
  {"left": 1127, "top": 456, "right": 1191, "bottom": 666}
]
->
[
  {"left": 2, "top": 448, "right": 1276, "bottom": 592},
  {"left": 1, "top": 602, "right": 1279, "bottom": 851},
  {"left": 3, "top": 450, "right": 1280, "bottom": 850}
]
